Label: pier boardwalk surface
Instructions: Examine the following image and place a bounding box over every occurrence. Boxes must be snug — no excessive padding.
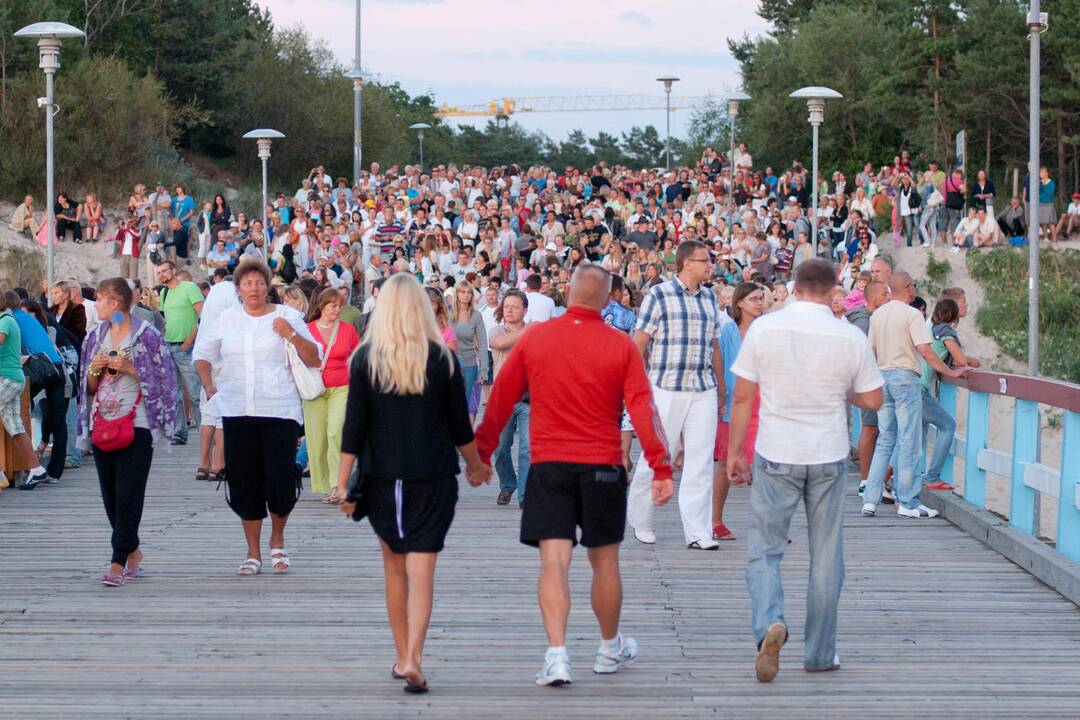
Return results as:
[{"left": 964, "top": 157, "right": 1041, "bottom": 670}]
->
[{"left": 2, "top": 441, "right": 1079, "bottom": 718}]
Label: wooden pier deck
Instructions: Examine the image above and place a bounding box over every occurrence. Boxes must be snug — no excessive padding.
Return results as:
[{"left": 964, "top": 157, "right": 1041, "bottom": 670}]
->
[{"left": 2, "top": 442, "right": 1079, "bottom": 718}]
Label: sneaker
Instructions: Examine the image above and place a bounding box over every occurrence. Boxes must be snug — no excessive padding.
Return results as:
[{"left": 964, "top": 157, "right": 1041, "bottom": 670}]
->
[
  {"left": 536, "top": 651, "right": 573, "bottom": 686},
  {"left": 42, "top": 475, "right": 60, "bottom": 485},
  {"left": 951, "top": 246, "right": 961, "bottom": 254},
  {"left": 633, "top": 529, "right": 656, "bottom": 545},
  {"left": 64, "top": 459, "right": 79, "bottom": 469},
  {"left": 898, "top": 504, "right": 939, "bottom": 519},
  {"left": 861, "top": 503, "right": 876, "bottom": 517},
  {"left": 858, "top": 481, "right": 866, "bottom": 495},
  {"left": 755, "top": 622, "right": 787, "bottom": 683},
  {"left": 496, "top": 490, "right": 512, "bottom": 505},
  {"left": 881, "top": 488, "right": 896, "bottom": 504},
  {"left": 18, "top": 469, "right": 48, "bottom": 490},
  {"left": 593, "top": 635, "right": 638, "bottom": 674}
]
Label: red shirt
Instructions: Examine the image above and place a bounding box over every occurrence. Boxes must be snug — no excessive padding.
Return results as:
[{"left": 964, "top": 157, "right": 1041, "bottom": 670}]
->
[
  {"left": 475, "top": 306, "right": 672, "bottom": 479},
  {"left": 308, "top": 320, "right": 360, "bottom": 388}
]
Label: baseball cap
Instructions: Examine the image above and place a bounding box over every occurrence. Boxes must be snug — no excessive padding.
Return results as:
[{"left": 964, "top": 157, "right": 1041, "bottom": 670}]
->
[
  {"left": 786, "top": 196, "right": 798, "bottom": 203},
  {"left": 1073, "top": 192, "right": 1080, "bottom": 199}
]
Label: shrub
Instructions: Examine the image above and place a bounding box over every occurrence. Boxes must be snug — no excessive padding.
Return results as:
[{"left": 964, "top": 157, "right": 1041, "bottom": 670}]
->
[{"left": 967, "top": 248, "right": 1080, "bottom": 382}]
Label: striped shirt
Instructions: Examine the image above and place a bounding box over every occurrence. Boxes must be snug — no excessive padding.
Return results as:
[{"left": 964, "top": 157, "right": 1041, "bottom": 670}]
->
[{"left": 635, "top": 276, "right": 726, "bottom": 392}]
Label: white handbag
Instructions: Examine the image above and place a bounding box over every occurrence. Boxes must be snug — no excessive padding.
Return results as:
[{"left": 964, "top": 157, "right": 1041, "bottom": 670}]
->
[{"left": 281, "top": 309, "right": 335, "bottom": 401}]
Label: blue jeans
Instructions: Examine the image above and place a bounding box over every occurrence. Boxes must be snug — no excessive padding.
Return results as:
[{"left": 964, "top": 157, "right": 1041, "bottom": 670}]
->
[
  {"left": 864, "top": 369, "right": 923, "bottom": 509},
  {"left": 746, "top": 455, "right": 848, "bottom": 670},
  {"left": 64, "top": 398, "right": 80, "bottom": 467},
  {"left": 168, "top": 343, "right": 201, "bottom": 443},
  {"left": 296, "top": 437, "right": 308, "bottom": 469},
  {"left": 460, "top": 363, "right": 478, "bottom": 406},
  {"left": 921, "top": 390, "right": 956, "bottom": 483},
  {"left": 494, "top": 401, "right": 530, "bottom": 501}
]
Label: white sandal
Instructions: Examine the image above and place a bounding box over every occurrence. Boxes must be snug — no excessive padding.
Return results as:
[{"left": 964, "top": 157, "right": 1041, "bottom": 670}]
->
[
  {"left": 270, "top": 548, "right": 290, "bottom": 574},
  {"left": 237, "top": 558, "right": 262, "bottom": 576}
]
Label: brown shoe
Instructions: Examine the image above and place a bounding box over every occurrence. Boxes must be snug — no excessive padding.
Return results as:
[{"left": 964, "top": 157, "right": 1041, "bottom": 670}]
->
[
  {"left": 496, "top": 490, "right": 512, "bottom": 505},
  {"left": 755, "top": 622, "right": 787, "bottom": 682}
]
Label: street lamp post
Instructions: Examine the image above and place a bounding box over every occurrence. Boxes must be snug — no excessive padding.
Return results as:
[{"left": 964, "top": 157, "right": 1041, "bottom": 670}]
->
[
  {"left": 242, "top": 129, "right": 285, "bottom": 230},
  {"left": 725, "top": 91, "right": 750, "bottom": 223},
  {"left": 345, "top": 69, "right": 364, "bottom": 188},
  {"left": 409, "top": 123, "right": 431, "bottom": 172},
  {"left": 656, "top": 77, "right": 679, "bottom": 170},
  {"left": 1027, "top": 3, "right": 1046, "bottom": 376},
  {"left": 14, "top": 21, "right": 85, "bottom": 291},
  {"left": 789, "top": 86, "right": 843, "bottom": 257}
]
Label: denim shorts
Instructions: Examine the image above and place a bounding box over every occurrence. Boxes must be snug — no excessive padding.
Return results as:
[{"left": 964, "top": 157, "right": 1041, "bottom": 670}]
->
[{"left": 0, "top": 376, "right": 26, "bottom": 436}]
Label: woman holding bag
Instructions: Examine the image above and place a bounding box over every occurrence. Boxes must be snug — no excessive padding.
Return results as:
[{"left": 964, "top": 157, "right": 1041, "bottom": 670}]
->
[
  {"left": 78, "top": 278, "right": 177, "bottom": 587},
  {"left": 193, "top": 258, "right": 320, "bottom": 576},
  {"left": 303, "top": 287, "right": 360, "bottom": 504}
]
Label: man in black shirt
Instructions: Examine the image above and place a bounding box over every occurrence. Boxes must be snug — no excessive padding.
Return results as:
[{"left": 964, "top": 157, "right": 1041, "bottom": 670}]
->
[
  {"left": 625, "top": 218, "right": 659, "bottom": 251},
  {"left": 168, "top": 217, "right": 190, "bottom": 265}
]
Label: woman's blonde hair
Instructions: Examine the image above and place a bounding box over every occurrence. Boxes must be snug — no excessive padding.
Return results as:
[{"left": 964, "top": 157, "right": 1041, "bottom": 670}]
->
[
  {"left": 281, "top": 285, "right": 308, "bottom": 314},
  {"left": 451, "top": 279, "right": 475, "bottom": 320},
  {"left": 363, "top": 273, "right": 453, "bottom": 395}
]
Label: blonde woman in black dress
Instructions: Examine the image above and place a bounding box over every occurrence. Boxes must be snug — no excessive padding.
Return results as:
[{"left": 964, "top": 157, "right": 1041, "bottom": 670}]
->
[{"left": 337, "top": 273, "right": 492, "bottom": 694}]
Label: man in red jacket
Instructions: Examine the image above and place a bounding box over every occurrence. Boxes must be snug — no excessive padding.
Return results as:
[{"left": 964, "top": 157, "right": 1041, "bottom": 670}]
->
[{"left": 476, "top": 264, "right": 673, "bottom": 688}]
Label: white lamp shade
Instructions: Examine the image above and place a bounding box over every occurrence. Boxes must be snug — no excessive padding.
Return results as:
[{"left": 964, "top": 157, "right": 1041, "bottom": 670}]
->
[
  {"left": 789, "top": 86, "right": 843, "bottom": 100},
  {"left": 14, "top": 22, "right": 85, "bottom": 40},
  {"left": 243, "top": 128, "right": 286, "bottom": 140}
]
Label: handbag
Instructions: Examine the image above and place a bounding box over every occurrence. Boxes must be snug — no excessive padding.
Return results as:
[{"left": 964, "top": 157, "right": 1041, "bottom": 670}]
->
[
  {"left": 91, "top": 389, "right": 141, "bottom": 452},
  {"left": 25, "top": 352, "right": 60, "bottom": 386},
  {"left": 282, "top": 310, "right": 337, "bottom": 401}
]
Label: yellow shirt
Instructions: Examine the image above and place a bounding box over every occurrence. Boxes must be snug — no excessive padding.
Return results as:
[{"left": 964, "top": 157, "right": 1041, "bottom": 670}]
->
[{"left": 868, "top": 300, "right": 931, "bottom": 374}]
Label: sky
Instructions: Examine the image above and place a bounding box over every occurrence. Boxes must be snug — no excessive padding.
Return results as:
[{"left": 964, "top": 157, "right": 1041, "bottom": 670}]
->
[{"left": 257, "top": 0, "right": 769, "bottom": 142}]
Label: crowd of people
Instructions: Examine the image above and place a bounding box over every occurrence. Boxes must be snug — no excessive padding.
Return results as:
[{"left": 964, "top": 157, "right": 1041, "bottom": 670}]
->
[{"left": 0, "top": 142, "right": 1007, "bottom": 690}]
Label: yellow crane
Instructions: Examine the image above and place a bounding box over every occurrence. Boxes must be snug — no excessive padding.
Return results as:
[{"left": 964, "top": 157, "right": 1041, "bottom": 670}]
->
[{"left": 434, "top": 94, "right": 714, "bottom": 119}]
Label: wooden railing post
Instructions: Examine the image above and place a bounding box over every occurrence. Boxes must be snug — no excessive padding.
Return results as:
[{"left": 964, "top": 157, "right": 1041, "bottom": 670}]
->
[
  {"left": 1010, "top": 399, "right": 1039, "bottom": 535},
  {"left": 1057, "top": 411, "right": 1080, "bottom": 564},
  {"left": 964, "top": 390, "right": 989, "bottom": 509}
]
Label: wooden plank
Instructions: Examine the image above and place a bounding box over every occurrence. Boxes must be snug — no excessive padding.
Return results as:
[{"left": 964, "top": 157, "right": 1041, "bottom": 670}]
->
[{"left": 1, "top": 437, "right": 1079, "bottom": 717}]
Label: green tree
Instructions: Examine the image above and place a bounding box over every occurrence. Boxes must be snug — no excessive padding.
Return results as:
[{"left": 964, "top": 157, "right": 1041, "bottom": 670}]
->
[{"left": 622, "top": 125, "right": 665, "bottom": 168}]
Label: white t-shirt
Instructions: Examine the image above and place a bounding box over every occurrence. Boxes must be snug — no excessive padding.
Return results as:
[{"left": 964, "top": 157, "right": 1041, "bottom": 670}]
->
[
  {"left": 524, "top": 291, "right": 555, "bottom": 323},
  {"left": 480, "top": 304, "right": 498, "bottom": 351},
  {"left": 731, "top": 301, "right": 883, "bottom": 465},
  {"left": 1067, "top": 202, "right": 1080, "bottom": 217}
]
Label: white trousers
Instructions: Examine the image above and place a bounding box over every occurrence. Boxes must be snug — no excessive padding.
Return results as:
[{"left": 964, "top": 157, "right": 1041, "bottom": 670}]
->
[{"left": 628, "top": 385, "right": 718, "bottom": 545}]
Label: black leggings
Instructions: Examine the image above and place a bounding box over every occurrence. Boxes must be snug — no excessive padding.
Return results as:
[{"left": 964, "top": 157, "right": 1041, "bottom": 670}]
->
[
  {"left": 93, "top": 428, "right": 153, "bottom": 566},
  {"left": 32, "top": 371, "right": 68, "bottom": 479},
  {"left": 222, "top": 416, "right": 302, "bottom": 520}
]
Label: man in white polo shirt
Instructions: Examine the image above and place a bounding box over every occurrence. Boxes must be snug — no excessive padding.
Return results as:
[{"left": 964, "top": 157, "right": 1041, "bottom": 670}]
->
[{"left": 726, "top": 259, "right": 884, "bottom": 683}]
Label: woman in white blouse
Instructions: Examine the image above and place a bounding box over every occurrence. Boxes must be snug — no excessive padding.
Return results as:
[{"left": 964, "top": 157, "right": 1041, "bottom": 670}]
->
[{"left": 193, "top": 258, "right": 321, "bottom": 576}]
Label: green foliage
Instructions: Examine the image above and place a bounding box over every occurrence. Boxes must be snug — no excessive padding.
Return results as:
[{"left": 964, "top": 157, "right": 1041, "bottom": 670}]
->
[
  {"left": 0, "top": 56, "right": 179, "bottom": 202},
  {"left": 926, "top": 252, "right": 951, "bottom": 285},
  {"left": 728, "top": 0, "right": 1080, "bottom": 197},
  {"left": 0, "top": 245, "right": 45, "bottom": 292},
  {"left": 967, "top": 248, "right": 1080, "bottom": 382}
]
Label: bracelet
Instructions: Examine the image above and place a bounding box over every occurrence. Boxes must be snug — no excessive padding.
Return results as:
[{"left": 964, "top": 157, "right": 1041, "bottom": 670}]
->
[{"left": 89, "top": 367, "right": 102, "bottom": 378}]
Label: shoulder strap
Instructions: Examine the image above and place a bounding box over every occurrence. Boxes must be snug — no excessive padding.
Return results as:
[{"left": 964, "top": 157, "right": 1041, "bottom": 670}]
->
[{"left": 319, "top": 321, "right": 340, "bottom": 371}]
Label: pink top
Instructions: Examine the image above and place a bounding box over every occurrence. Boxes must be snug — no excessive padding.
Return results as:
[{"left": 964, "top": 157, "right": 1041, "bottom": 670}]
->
[{"left": 441, "top": 325, "right": 457, "bottom": 346}]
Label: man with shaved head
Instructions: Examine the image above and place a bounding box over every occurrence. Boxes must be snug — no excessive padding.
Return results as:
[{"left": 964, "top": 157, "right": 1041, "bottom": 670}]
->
[
  {"left": 862, "top": 271, "right": 966, "bottom": 519},
  {"left": 476, "top": 264, "right": 674, "bottom": 688}
]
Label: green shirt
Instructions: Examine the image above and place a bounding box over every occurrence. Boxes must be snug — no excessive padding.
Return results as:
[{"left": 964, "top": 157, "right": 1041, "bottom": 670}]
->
[
  {"left": 339, "top": 303, "right": 360, "bottom": 328},
  {"left": 0, "top": 311, "right": 25, "bottom": 383},
  {"left": 161, "top": 281, "right": 204, "bottom": 343}
]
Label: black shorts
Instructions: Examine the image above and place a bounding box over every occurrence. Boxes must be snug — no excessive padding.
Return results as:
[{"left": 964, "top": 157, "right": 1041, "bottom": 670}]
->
[
  {"left": 521, "top": 462, "right": 627, "bottom": 548},
  {"left": 364, "top": 476, "right": 458, "bottom": 554},
  {"left": 222, "top": 416, "right": 302, "bottom": 521}
]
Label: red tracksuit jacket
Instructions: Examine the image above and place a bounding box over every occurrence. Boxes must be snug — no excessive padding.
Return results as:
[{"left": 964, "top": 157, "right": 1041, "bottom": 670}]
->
[{"left": 475, "top": 306, "right": 672, "bottom": 479}]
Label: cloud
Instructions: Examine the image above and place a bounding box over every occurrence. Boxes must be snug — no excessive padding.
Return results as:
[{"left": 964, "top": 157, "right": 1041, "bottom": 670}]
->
[
  {"left": 519, "top": 44, "right": 738, "bottom": 70},
  {"left": 616, "top": 11, "right": 652, "bottom": 27}
]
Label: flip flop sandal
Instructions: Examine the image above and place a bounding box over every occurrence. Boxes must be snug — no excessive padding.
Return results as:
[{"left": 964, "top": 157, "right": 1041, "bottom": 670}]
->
[
  {"left": 195, "top": 467, "right": 210, "bottom": 481},
  {"left": 122, "top": 567, "right": 145, "bottom": 580},
  {"left": 270, "top": 549, "right": 290, "bottom": 574},
  {"left": 237, "top": 558, "right": 262, "bottom": 576}
]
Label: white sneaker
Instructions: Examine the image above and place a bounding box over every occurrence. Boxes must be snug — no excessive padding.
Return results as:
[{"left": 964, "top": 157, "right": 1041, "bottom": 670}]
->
[
  {"left": 593, "top": 635, "right": 638, "bottom": 674},
  {"left": 881, "top": 489, "right": 896, "bottom": 504},
  {"left": 633, "top": 529, "right": 656, "bottom": 545},
  {"left": 897, "top": 504, "right": 940, "bottom": 519},
  {"left": 951, "top": 246, "right": 961, "bottom": 254},
  {"left": 921, "top": 242, "right": 930, "bottom": 248},
  {"left": 861, "top": 503, "right": 876, "bottom": 517},
  {"left": 806, "top": 653, "right": 841, "bottom": 672},
  {"left": 858, "top": 481, "right": 866, "bottom": 495},
  {"left": 536, "top": 651, "right": 573, "bottom": 686}
]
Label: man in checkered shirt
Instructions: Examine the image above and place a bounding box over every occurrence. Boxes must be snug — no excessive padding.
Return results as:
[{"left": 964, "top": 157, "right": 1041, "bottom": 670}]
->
[{"left": 628, "top": 240, "right": 729, "bottom": 550}]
